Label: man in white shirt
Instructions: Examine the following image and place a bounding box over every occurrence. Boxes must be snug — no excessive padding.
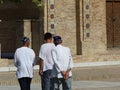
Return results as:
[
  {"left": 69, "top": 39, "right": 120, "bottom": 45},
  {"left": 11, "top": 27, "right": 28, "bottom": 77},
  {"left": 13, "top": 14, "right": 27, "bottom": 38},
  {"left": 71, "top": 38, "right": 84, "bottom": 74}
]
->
[
  {"left": 14, "top": 37, "right": 36, "bottom": 90},
  {"left": 39, "top": 32, "right": 55, "bottom": 90},
  {"left": 51, "top": 36, "right": 73, "bottom": 90}
]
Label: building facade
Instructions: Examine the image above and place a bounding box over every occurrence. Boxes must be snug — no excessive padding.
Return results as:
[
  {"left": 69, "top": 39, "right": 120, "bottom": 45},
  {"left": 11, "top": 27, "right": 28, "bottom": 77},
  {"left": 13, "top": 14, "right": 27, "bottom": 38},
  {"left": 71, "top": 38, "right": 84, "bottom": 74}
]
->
[
  {"left": 0, "top": 0, "right": 120, "bottom": 65},
  {"left": 45, "top": 0, "right": 120, "bottom": 62}
]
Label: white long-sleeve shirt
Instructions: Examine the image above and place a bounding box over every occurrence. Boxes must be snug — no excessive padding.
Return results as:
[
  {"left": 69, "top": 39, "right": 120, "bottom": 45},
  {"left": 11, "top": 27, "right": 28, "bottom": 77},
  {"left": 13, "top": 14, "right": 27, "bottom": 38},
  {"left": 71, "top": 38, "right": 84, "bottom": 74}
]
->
[
  {"left": 51, "top": 44, "right": 73, "bottom": 78},
  {"left": 14, "top": 47, "right": 36, "bottom": 78}
]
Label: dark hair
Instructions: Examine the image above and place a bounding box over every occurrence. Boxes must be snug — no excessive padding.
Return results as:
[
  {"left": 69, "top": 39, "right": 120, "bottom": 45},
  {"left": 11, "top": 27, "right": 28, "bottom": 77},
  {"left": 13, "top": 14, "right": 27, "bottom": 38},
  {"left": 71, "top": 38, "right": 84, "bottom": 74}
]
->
[
  {"left": 53, "top": 36, "right": 62, "bottom": 45},
  {"left": 53, "top": 36, "right": 62, "bottom": 42},
  {"left": 44, "top": 32, "right": 52, "bottom": 40},
  {"left": 21, "top": 37, "right": 29, "bottom": 43}
]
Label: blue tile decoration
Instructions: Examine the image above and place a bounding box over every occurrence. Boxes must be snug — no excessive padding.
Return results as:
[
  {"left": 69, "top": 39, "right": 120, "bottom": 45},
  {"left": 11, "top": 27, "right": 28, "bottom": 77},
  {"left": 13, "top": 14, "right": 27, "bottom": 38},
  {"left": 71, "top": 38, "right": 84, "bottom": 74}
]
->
[
  {"left": 86, "top": 5, "right": 89, "bottom": 9},
  {"left": 86, "top": 14, "right": 90, "bottom": 19},
  {"left": 47, "top": 0, "right": 56, "bottom": 33},
  {"left": 86, "top": 23, "right": 90, "bottom": 28},
  {"left": 50, "top": 4, "right": 54, "bottom": 9},
  {"left": 50, "top": 14, "right": 54, "bottom": 19},
  {"left": 84, "top": 0, "right": 91, "bottom": 39},
  {"left": 86, "top": 33, "right": 90, "bottom": 37},
  {"left": 51, "top": 24, "right": 54, "bottom": 29}
]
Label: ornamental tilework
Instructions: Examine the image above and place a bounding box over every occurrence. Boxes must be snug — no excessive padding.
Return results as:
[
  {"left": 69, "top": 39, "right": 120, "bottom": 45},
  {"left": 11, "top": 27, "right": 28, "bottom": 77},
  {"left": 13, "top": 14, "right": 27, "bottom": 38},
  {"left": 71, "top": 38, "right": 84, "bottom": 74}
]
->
[
  {"left": 84, "top": 0, "right": 92, "bottom": 39},
  {"left": 47, "top": 0, "right": 56, "bottom": 33},
  {"left": 47, "top": 0, "right": 66, "bottom": 34}
]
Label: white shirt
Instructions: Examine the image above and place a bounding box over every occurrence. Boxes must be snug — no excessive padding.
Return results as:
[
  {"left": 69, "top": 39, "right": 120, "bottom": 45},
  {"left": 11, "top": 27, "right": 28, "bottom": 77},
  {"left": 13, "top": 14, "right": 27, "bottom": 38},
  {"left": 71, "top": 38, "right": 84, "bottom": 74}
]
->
[
  {"left": 51, "top": 44, "right": 73, "bottom": 78},
  {"left": 14, "top": 47, "right": 36, "bottom": 79},
  {"left": 39, "top": 43, "right": 55, "bottom": 72}
]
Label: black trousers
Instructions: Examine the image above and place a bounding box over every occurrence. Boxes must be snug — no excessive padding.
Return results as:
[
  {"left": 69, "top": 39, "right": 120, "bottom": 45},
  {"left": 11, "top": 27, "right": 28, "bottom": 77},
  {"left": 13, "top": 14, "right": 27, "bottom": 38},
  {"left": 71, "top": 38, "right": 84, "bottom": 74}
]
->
[{"left": 18, "top": 77, "right": 32, "bottom": 90}]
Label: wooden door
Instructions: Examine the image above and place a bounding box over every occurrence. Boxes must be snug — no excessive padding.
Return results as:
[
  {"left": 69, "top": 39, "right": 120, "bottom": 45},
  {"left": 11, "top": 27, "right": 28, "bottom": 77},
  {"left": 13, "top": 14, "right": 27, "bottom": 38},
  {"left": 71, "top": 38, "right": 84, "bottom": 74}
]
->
[
  {"left": 113, "top": 1, "right": 120, "bottom": 47},
  {"left": 106, "top": 0, "right": 120, "bottom": 48},
  {"left": 106, "top": 1, "right": 114, "bottom": 48}
]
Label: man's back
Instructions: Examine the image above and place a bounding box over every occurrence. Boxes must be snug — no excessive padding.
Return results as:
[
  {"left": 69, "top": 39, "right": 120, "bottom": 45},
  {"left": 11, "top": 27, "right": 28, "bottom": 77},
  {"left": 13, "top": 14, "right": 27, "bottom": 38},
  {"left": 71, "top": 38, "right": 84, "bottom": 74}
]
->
[
  {"left": 39, "top": 43, "right": 55, "bottom": 72},
  {"left": 52, "top": 44, "right": 73, "bottom": 78},
  {"left": 53, "top": 45, "right": 70, "bottom": 66},
  {"left": 39, "top": 32, "right": 54, "bottom": 90},
  {"left": 14, "top": 46, "right": 35, "bottom": 78},
  {"left": 15, "top": 47, "right": 35, "bottom": 63}
]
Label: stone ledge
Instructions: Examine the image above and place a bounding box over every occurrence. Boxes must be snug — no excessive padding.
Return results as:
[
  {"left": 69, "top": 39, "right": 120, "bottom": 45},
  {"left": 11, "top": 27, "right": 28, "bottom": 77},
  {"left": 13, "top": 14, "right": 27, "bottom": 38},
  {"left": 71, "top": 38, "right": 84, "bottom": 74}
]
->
[
  {"left": 1, "top": 61, "right": 120, "bottom": 72},
  {"left": 73, "top": 55, "right": 120, "bottom": 63},
  {"left": 1, "top": 65, "right": 120, "bottom": 86},
  {"left": 0, "top": 59, "right": 9, "bottom": 67}
]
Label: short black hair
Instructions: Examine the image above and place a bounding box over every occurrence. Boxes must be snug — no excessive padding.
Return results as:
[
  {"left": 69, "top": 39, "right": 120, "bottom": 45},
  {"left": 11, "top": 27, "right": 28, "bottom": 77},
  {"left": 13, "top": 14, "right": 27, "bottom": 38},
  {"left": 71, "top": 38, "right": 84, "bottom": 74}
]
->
[{"left": 44, "top": 32, "right": 52, "bottom": 40}]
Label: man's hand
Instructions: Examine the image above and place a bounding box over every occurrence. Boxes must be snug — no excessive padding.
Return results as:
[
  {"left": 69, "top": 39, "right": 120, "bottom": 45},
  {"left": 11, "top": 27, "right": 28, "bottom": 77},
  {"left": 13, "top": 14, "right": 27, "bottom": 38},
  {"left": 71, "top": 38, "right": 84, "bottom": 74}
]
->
[
  {"left": 39, "top": 69, "right": 43, "bottom": 76},
  {"left": 64, "top": 71, "right": 69, "bottom": 80},
  {"left": 61, "top": 71, "right": 69, "bottom": 80},
  {"left": 61, "top": 71, "right": 66, "bottom": 76},
  {"left": 39, "top": 58, "right": 43, "bottom": 76}
]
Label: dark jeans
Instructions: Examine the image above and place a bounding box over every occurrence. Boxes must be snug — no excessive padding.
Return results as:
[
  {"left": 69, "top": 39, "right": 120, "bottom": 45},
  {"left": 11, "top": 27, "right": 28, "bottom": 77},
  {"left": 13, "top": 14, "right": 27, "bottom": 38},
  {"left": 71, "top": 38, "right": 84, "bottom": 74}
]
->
[
  {"left": 41, "top": 70, "right": 52, "bottom": 90},
  {"left": 50, "top": 77, "right": 72, "bottom": 90},
  {"left": 18, "top": 77, "right": 32, "bottom": 90}
]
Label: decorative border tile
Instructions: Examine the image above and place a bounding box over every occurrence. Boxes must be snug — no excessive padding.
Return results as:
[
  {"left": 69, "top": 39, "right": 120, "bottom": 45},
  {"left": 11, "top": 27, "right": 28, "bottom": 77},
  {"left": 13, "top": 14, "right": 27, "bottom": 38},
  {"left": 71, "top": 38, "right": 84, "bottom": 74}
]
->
[
  {"left": 84, "top": 0, "right": 92, "bottom": 39},
  {"left": 47, "top": 0, "right": 56, "bottom": 33}
]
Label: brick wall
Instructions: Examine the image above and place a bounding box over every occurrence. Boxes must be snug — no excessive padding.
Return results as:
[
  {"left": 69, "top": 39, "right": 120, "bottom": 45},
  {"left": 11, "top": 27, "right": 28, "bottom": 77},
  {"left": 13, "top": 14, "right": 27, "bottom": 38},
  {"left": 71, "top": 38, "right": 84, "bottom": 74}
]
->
[
  {"left": 46, "top": 0, "right": 77, "bottom": 55},
  {"left": 82, "top": 0, "right": 107, "bottom": 56},
  {"left": 46, "top": 0, "right": 107, "bottom": 56}
]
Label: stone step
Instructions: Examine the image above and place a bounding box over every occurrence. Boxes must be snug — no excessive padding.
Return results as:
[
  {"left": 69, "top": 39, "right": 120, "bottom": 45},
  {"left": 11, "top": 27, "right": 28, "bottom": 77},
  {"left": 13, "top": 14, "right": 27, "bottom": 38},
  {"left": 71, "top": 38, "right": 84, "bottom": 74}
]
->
[
  {"left": 73, "top": 66, "right": 120, "bottom": 81},
  {"left": 0, "top": 65, "right": 120, "bottom": 86},
  {"left": 73, "top": 54, "right": 120, "bottom": 63}
]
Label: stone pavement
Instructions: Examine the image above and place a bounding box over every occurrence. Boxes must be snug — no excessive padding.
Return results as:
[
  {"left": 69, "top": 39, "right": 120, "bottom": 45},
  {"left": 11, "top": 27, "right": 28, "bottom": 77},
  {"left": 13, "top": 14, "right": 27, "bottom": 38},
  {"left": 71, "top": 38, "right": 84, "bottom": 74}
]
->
[
  {"left": 0, "top": 80, "right": 120, "bottom": 90},
  {"left": 1, "top": 65, "right": 120, "bottom": 89}
]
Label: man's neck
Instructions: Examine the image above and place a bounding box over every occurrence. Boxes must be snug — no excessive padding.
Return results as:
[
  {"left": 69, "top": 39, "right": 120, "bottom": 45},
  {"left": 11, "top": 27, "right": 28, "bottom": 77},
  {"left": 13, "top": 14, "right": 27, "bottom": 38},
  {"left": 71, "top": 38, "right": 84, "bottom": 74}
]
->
[
  {"left": 46, "top": 39, "right": 52, "bottom": 43},
  {"left": 23, "top": 44, "right": 29, "bottom": 47}
]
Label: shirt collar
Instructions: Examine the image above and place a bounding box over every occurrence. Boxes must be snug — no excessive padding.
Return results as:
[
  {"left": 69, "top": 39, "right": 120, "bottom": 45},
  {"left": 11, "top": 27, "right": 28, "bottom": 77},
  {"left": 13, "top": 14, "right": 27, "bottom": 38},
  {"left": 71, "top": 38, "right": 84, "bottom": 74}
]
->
[{"left": 56, "top": 44, "right": 62, "bottom": 47}]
